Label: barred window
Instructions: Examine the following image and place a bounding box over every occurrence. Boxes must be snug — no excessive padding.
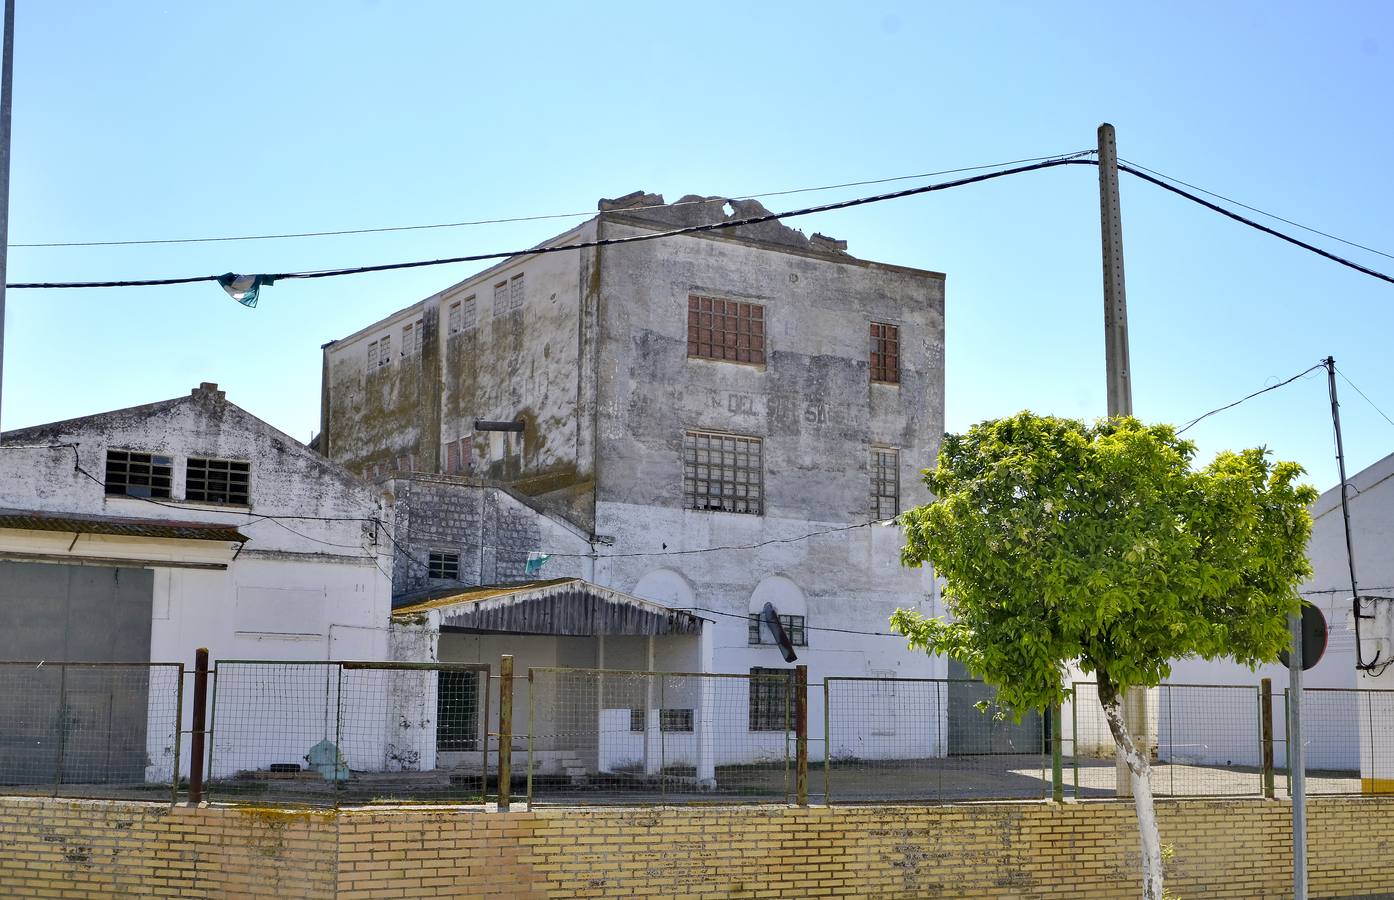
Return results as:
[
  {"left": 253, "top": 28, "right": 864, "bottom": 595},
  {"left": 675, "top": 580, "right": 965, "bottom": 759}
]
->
[
  {"left": 366, "top": 341, "right": 378, "bottom": 370},
  {"left": 682, "top": 431, "right": 762, "bottom": 515},
  {"left": 687, "top": 295, "right": 765, "bottom": 364},
  {"left": 629, "top": 708, "right": 695, "bottom": 732},
  {"left": 493, "top": 281, "right": 512, "bottom": 318},
  {"left": 105, "top": 450, "right": 173, "bottom": 499},
  {"left": 185, "top": 457, "right": 251, "bottom": 505},
  {"left": 461, "top": 295, "right": 477, "bottom": 330},
  {"left": 378, "top": 334, "right": 391, "bottom": 366},
  {"left": 870, "top": 322, "right": 900, "bottom": 384},
  {"left": 871, "top": 447, "right": 900, "bottom": 519},
  {"left": 447, "top": 301, "right": 461, "bottom": 335},
  {"left": 509, "top": 274, "right": 524, "bottom": 311},
  {"left": 429, "top": 551, "right": 460, "bottom": 580},
  {"left": 749, "top": 668, "right": 791, "bottom": 731},
  {"left": 448, "top": 296, "right": 476, "bottom": 335},
  {"left": 748, "top": 614, "right": 808, "bottom": 647}
]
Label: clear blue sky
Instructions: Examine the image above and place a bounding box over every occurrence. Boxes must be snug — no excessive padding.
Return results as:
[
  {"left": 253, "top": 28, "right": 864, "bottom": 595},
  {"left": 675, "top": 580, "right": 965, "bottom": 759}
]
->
[{"left": 6, "top": 1, "right": 1392, "bottom": 490}]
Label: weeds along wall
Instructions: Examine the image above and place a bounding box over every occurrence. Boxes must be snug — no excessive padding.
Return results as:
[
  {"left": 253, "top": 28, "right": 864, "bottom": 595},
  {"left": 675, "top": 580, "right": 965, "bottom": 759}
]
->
[{"left": 4, "top": 795, "right": 1394, "bottom": 899}]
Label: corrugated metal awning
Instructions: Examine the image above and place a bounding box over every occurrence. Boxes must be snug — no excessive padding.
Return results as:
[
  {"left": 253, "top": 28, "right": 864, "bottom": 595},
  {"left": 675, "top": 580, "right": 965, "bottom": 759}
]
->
[
  {"left": 0, "top": 507, "right": 248, "bottom": 543},
  {"left": 391, "top": 578, "right": 705, "bottom": 636}
]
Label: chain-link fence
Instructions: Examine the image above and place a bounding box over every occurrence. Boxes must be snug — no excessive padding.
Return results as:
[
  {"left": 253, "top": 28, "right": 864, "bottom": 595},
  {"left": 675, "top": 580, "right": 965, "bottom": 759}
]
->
[
  {"left": 207, "top": 660, "right": 491, "bottom": 806},
  {"left": 527, "top": 668, "right": 796, "bottom": 804},
  {"left": 1071, "top": 682, "right": 1265, "bottom": 798},
  {"left": 825, "top": 677, "right": 1051, "bottom": 802},
  {"left": 0, "top": 662, "right": 183, "bottom": 801}
]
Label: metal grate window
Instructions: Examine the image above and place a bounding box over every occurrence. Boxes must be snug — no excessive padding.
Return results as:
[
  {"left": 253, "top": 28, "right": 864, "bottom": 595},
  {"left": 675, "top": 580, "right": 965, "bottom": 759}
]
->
[
  {"left": 870, "top": 322, "right": 900, "bottom": 383},
  {"left": 749, "top": 668, "right": 791, "bottom": 731},
  {"left": 493, "top": 281, "right": 509, "bottom": 318},
  {"left": 105, "top": 450, "right": 173, "bottom": 499},
  {"left": 185, "top": 457, "right": 251, "bottom": 505},
  {"left": 682, "top": 431, "right": 763, "bottom": 515},
  {"left": 871, "top": 447, "right": 900, "bottom": 519},
  {"left": 687, "top": 295, "right": 765, "bottom": 364},
  {"left": 447, "top": 301, "right": 461, "bottom": 334},
  {"left": 401, "top": 317, "right": 424, "bottom": 356},
  {"left": 748, "top": 614, "right": 808, "bottom": 647},
  {"left": 428, "top": 551, "right": 460, "bottom": 580},
  {"left": 509, "top": 274, "right": 524, "bottom": 311}
]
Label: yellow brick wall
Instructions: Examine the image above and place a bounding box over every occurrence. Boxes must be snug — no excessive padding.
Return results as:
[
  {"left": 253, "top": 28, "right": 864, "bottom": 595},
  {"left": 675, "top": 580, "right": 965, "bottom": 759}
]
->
[{"left": 3, "top": 796, "right": 1394, "bottom": 898}]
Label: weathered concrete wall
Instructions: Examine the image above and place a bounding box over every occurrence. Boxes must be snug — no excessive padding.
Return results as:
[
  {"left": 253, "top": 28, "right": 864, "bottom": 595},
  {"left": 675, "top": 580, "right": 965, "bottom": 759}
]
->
[
  {"left": 591, "top": 215, "right": 947, "bottom": 689},
  {"left": 387, "top": 474, "right": 589, "bottom": 596},
  {"left": 322, "top": 223, "right": 598, "bottom": 528}
]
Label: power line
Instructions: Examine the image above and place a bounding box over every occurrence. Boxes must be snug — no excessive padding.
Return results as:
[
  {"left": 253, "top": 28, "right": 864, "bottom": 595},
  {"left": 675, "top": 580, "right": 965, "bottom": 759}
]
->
[
  {"left": 1096, "top": 161, "right": 1394, "bottom": 287},
  {"left": 1175, "top": 362, "right": 1326, "bottom": 435},
  {"left": 11, "top": 152, "right": 1091, "bottom": 249},
  {"left": 7, "top": 153, "right": 1096, "bottom": 290},
  {"left": 1118, "top": 158, "right": 1394, "bottom": 263},
  {"left": 1335, "top": 366, "right": 1394, "bottom": 431}
]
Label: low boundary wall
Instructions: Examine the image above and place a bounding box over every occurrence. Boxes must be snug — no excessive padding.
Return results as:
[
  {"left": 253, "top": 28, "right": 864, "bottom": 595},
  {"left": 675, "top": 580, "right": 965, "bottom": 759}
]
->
[{"left": 3, "top": 796, "right": 1394, "bottom": 898}]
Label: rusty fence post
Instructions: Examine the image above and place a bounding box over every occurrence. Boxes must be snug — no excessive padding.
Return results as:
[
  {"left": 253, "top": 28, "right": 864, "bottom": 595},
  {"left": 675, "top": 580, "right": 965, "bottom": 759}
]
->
[
  {"left": 795, "top": 665, "right": 808, "bottom": 807},
  {"left": 188, "top": 648, "right": 209, "bottom": 805},
  {"left": 1261, "top": 678, "right": 1275, "bottom": 799},
  {"left": 498, "top": 655, "right": 513, "bottom": 811}
]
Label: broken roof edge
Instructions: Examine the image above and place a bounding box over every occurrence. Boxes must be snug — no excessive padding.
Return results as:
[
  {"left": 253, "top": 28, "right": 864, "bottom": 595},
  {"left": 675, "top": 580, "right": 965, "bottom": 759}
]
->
[{"left": 0, "top": 507, "right": 250, "bottom": 544}]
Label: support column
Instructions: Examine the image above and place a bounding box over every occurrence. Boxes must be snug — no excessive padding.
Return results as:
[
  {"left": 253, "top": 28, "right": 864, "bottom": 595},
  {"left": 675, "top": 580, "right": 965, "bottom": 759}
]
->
[{"left": 697, "top": 627, "right": 716, "bottom": 789}]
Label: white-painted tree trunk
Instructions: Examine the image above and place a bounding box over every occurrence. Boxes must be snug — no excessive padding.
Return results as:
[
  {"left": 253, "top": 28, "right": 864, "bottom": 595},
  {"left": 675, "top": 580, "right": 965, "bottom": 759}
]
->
[{"left": 1102, "top": 691, "right": 1163, "bottom": 900}]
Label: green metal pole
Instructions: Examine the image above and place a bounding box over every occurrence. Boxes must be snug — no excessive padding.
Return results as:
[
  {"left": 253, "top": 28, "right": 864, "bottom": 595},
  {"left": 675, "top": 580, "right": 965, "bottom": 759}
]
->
[{"left": 1051, "top": 704, "right": 1063, "bottom": 802}]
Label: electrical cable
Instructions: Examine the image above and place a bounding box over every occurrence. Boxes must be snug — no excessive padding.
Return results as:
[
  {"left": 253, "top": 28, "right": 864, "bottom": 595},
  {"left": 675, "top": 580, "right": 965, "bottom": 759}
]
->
[
  {"left": 11, "top": 152, "right": 1092, "bottom": 249},
  {"left": 1335, "top": 366, "right": 1394, "bottom": 431},
  {"left": 1175, "top": 362, "right": 1326, "bottom": 435},
  {"left": 1118, "top": 158, "right": 1394, "bottom": 263},
  {"left": 7, "top": 153, "right": 1096, "bottom": 290}
]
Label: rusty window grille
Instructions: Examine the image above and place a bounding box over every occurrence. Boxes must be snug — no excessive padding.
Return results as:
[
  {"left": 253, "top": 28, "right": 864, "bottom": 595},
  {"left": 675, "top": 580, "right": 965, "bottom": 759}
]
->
[
  {"left": 629, "top": 708, "right": 696, "bottom": 733},
  {"left": 748, "top": 614, "right": 807, "bottom": 647},
  {"left": 682, "top": 430, "right": 763, "bottom": 515},
  {"left": 687, "top": 295, "right": 765, "bottom": 364},
  {"left": 749, "top": 667, "right": 792, "bottom": 731},
  {"left": 870, "top": 322, "right": 900, "bottom": 383},
  {"left": 871, "top": 447, "right": 900, "bottom": 518},
  {"left": 429, "top": 550, "right": 460, "bottom": 580},
  {"left": 185, "top": 457, "right": 251, "bottom": 505},
  {"left": 104, "top": 449, "right": 173, "bottom": 499}
]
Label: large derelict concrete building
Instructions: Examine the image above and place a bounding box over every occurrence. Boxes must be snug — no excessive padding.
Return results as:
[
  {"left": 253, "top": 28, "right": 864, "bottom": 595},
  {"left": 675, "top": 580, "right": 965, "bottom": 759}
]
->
[{"left": 319, "top": 191, "right": 948, "bottom": 718}]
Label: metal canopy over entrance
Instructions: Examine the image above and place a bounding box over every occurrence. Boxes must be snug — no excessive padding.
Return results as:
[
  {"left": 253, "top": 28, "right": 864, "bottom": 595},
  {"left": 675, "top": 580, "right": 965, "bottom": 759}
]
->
[{"left": 391, "top": 578, "right": 706, "bottom": 637}]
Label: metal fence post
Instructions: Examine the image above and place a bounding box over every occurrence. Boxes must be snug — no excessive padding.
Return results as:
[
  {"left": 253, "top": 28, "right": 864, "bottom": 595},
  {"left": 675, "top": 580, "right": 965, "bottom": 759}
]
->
[
  {"left": 1261, "top": 678, "right": 1275, "bottom": 799},
  {"left": 188, "top": 648, "right": 209, "bottom": 805},
  {"left": 1071, "top": 683, "right": 1080, "bottom": 797},
  {"left": 822, "top": 678, "right": 831, "bottom": 805},
  {"left": 1051, "top": 703, "right": 1064, "bottom": 802},
  {"left": 795, "top": 665, "right": 808, "bottom": 807},
  {"left": 498, "top": 655, "right": 512, "bottom": 811},
  {"left": 53, "top": 662, "right": 67, "bottom": 797},
  {"left": 171, "top": 663, "right": 185, "bottom": 805}
]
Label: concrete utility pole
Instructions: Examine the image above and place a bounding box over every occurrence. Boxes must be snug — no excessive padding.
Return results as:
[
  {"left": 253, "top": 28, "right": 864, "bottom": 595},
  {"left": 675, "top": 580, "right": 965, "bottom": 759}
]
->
[
  {"left": 1098, "top": 122, "right": 1147, "bottom": 796},
  {"left": 0, "top": 0, "right": 14, "bottom": 430}
]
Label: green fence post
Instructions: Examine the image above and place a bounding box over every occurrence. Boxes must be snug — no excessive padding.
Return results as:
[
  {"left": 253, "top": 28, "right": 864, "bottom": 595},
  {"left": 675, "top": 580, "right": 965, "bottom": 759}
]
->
[
  {"left": 1051, "top": 703, "right": 1064, "bottom": 802},
  {"left": 823, "top": 678, "right": 831, "bottom": 805}
]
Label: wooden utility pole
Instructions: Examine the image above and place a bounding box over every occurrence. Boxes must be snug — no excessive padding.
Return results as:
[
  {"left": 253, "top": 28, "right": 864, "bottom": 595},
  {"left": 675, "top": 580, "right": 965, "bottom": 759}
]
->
[{"left": 1098, "top": 123, "right": 1147, "bottom": 796}]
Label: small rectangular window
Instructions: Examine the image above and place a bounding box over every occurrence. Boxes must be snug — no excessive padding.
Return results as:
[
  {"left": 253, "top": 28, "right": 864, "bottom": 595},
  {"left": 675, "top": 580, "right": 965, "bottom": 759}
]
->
[
  {"left": 105, "top": 450, "right": 173, "bottom": 499},
  {"left": 428, "top": 551, "right": 460, "bottom": 580},
  {"left": 871, "top": 447, "right": 900, "bottom": 519},
  {"left": 509, "top": 274, "right": 524, "bottom": 311},
  {"left": 462, "top": 295, "right": 477, "bottom": 331},
  {"left": 687, "top": 295, "right": 765, "bottom": 364},
  {"left": 870, "top": 322, "right": 900, "bottom": 384},
  {"left": 444, "top": 437, "right": 471, "bottom": 475},
  {"left": 402, "top": 322, "right": 414, "bottom": 353},
  {"left": 682, "top": 430, "right": 763, "bottom": 515},
  {"left": 748, "top": 614, "right": 808, "bottom": 647},
  {"left": 367, "top": 341, "right": 378, "bottom": 370},
  {"left": 185, "top": 457, "right": 251, "bottom": 505},
  {"left": 378, "top": 334, "right": 391, "bottom": 366},
  {"left": 448, "top": 302, "right": 462, "bottom": 334},
  {"left": 749, "top": 668, "right": 791, "bottom": 732},
  {"left": 629, "top": 708, "right": 695, "bottom": 732},
  {"left": 493, "top": 282, "right": 509, "bottom": 318}
]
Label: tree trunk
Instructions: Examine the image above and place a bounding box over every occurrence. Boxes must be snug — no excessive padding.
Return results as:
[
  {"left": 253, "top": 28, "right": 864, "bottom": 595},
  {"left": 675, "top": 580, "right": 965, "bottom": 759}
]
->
[{"left": 1100, "top": 679, "right": 1163, "bottom": 900}]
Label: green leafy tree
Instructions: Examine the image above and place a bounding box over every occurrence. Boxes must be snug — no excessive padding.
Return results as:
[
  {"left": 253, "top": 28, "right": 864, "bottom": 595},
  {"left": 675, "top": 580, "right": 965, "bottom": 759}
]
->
[{"left": 891, "top": 413, "right": 1316, "bottom": 900}]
